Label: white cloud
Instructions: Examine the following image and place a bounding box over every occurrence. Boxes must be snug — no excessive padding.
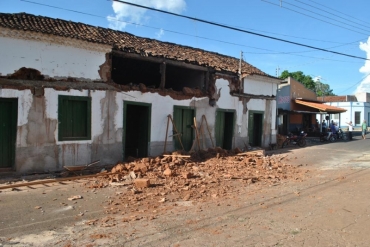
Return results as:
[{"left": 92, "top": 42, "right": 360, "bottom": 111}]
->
[
  {"left": 313, "top": 76, "right": 322, "bottom": 82},
  {"left": 107, "top": 0, "right": 186, "bottom": 30},
  {"left": 155, "top": 28, "right": 165, "bottom": 39},
  {"left": 355, "top": 37, "right": 370, "bottom": 93}
]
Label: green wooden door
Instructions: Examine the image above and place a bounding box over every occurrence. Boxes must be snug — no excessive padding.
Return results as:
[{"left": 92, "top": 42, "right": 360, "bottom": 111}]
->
[
  {"left": 173, "top": 107, "right": 194, "bottom": 151},
  {"left": 0, "top": 98, "right": 18, "bottom": 169},
  {"left": 215, "top": 110, "right": 234, "bottom": 150},
  {"left": 215, "top": 111, "right": 225, "bottom": 148}
]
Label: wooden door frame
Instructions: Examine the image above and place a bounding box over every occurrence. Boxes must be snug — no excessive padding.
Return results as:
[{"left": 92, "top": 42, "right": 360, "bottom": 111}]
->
[
  {"left": 248, "top": 110, "right": 264, "bottom": 146},
  {"left": 173, "top": 106, "right": 196, "bottom": 151},
  {"left": 215, "top": 108, "right": 236, "bottom": 149},
  {"left": 123, "top": 101, "right": 151, "bottom": 159}
]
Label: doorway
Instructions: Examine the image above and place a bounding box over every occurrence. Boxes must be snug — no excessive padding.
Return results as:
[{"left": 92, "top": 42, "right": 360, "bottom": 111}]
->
[
  {"left": 278, "top": 114, "right": 288, "bottom": 135},
  {"left": 173, "top": 106, "right": 195, "bottom": 151},
  {"left": 215, "top": 109, "right": 235, "bottom": 150},
  {"left": 123, "top": 102, "right": 151, "bottom": 159},
  {"left": 248, "top": 111, "right": 264, "bottom": 147},
  {"left": 0, "top": 98, "right": 18, "bottom": 170},
  {"left": 302, "top": 113, "right": 312, "bottom": 132}
]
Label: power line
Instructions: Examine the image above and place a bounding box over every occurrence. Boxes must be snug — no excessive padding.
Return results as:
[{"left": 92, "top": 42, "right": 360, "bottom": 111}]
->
[
  {"left": 295, "top": 0, "right": 370, "bottom": 30},
  {"left": 113, "top": 0, "right": 369, "bottom": 61},
  {"left": 243, "top": 27, "right": 348, "bottom": 44},
  {"left": 243, "top": 50, "right": 362, "bottom": 63},
  {"left": 20, "top": 0, "right": 363, "bottom": 54},
  {"left": 337, "top": 73, "right": 370, "bottom": 94},
  {"left": 308, "top": 0, "right": 370, "bottom": 26},
  {"left": 19, "top": 0, "right": 368, "bottom": 62},
  {"left": 280, "top": 0, "right": 370, "bottom": 34},
  {"left": 261, "top": 0, "right": 370, "bottom": 36},
  {"left": 17, "top": 0, "right": 335, "bottom": 58}
]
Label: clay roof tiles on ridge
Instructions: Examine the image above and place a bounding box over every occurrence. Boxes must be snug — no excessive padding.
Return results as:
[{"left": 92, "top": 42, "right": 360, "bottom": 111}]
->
[{"left": 0, "top": 12, "right": 273, "bottom": 77}]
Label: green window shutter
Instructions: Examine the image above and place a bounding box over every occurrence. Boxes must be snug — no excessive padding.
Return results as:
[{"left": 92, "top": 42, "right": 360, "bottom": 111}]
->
[{"left": 58, "top": 95, "right": 91, "bottom": 141}]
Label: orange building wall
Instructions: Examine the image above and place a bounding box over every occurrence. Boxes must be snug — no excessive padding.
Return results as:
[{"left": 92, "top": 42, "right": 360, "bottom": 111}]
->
[
  {"left": 290, "top": 78, "right": 316, "bottom": 100},
  {"left": 290, "top": 114, "right": 302, "bottom": 124}
]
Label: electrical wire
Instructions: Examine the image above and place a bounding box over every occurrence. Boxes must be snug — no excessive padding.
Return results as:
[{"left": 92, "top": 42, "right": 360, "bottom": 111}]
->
[
  {"left": 261, "top": 0, "right": 370, "bottom": 36},
  {"left": 279, "top": 0, "right": 370, "bottom": 34},
  {"left": 295, "top": 0, "right": 370, "bottom": 30},
  {"left": 244, "top": 50, "right": 362, "bottom": 63},
  {"left": 308, "top": 0, "right": 370, "bottom": 26},
  {"left": 18, "top": 0, "right": 369, "bottom": 63},
  {"left": 336, "top": 73, "right": 370, "bottom": 94},
  {"left": 20, "top": 0, "right": 364, "bottom": 57},
  {"left": 112, "top": 0, "right": 369, "bottom": 61}
]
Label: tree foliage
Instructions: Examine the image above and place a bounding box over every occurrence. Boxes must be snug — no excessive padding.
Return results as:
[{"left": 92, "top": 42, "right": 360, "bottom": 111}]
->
[{"left": 279, "top": 70, "right": 335, "bottom": 96}]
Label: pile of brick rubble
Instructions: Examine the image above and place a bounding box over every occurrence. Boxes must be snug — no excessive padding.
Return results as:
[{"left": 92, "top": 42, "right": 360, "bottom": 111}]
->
[{"left": 83, "top": 147, "right": 306, "bottom": 223}]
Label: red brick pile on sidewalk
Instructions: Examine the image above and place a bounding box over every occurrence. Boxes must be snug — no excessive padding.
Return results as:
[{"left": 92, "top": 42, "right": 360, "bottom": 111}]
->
[{"left": 83, "top": 147, "right": 307, "bottom": 223}]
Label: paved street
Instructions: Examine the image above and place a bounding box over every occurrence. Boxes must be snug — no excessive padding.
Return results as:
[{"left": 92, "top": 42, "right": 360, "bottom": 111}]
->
[{"left": 1, "top": 135, "right": 370, "bottom": 246}]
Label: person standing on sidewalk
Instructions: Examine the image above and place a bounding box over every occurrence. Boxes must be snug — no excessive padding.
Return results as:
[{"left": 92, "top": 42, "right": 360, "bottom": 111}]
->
[
  {"left": 362, "top": 120, "right": 367, "bottom": 139},
  {"left": 346, "top": 121, "right": 353, "bottom": 140}
]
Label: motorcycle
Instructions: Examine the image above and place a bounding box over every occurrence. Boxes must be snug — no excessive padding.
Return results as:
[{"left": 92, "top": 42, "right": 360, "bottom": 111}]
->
[
  {"left": 282, "top": 131, "right": 307, "bottom": 148},
  {"left": 320, "top": 131, "right": 336, "bottom": 142},
  {"left": 335, "top": 128, "right": 348, "bottom": 141}
]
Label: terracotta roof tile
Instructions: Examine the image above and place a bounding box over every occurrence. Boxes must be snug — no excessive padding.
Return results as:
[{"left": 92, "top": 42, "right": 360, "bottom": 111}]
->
[
  {"left": 295, "top": 99, "right": 346, "bottom": 113},
  {"left": 0, "top": 12, "right": 273, "bottom": 77},
  {"left": 317, "top": 96, "right": 356, "bottom": 102}
]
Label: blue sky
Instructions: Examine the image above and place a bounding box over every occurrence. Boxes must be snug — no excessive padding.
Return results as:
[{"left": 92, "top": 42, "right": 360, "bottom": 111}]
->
[{"left": 2, "top": 0, "right": 370, "bottom": 95}]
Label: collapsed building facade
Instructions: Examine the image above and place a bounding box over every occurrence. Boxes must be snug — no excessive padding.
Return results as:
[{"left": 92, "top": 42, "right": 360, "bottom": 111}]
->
[{"left": 0, "top": 13, "right": 280, "bottom": 173}]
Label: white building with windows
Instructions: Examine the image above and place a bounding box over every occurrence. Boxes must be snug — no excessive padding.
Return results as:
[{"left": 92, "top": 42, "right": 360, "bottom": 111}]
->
[
  {"left": 317, "top": 93, "right": 370, "bottom": 129},
  {"left": 0, "top": 13, "right": 280, "bottom": 174}
]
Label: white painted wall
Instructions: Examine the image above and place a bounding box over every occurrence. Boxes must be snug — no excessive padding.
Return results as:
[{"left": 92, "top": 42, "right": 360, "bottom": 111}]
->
[
  {"left": 244, "top": 76, "right": 279, "bottom": 129},
  {"left": 0, "top": 32, "right": 282, "bottom": 172},
  {"left": 44, "top": 88, "right": 107, "bottom": 145},
  {"left": 244, "top": 78, "right": 277, "bottom": 96},
  {"left": 0, "top": 36, "right": 109, "bottom": 80},
  {"left": 0, "top": 88, "right": 33, "bottom": 147},
  {"left": 321, "top": 101, "right": 370, "bottom": 128},
  {"left": 1, "top": 83, "right": 275, "bottom": 147}
]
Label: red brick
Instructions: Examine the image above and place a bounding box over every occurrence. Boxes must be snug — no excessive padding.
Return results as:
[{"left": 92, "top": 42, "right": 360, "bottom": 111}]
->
[
  {"left": 134, "top": 179, "right": 150, "bottom": 188},
  {"left": 182, "top": 172, "right": 193, "bottom": 179},
  {"left": 163, "top": 168, "right": 172, "bottom": 177}
]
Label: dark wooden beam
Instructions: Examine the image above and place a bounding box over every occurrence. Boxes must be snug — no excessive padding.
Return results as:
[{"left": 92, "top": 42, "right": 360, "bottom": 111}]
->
[
  {"left": 112, "top": 50, "right": 209, "bottom": 72},
  {"left": 231, "top": 92, "right": 276, "bottom": 100},
  {"left": 159, "top": 62, "right": 166, "bottom": 89}
]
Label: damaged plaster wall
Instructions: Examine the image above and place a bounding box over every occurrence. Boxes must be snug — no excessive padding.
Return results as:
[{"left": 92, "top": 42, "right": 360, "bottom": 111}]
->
[
  {"left": 214, "top": 78, "right": 244, "bottom": 148},
  {"left": 1, "top": 87, "right": 123, "bottom": 173},
  {"left": 91, "top": 90, "right": 122, "bottom": 165},
  {"left": 114, "top": 90, "right": 201, "bottom": 156},
  {"left": 0, "top": 88, "right": 58, "bottom": 173},
  {"left": 45, "top": 89, "right": 123, "bottom": 167},
  {"left": 0, "top": 35, "right": 110, "bottom": 80},
  {"left": 112, "top": 78, "right": 246, "bottom": 156},
  {"left": 243, "top": 75, "right": 279, "bottom": 147},
  {"left": 2, "top": 74, "right": 278, "bottom": 173}
]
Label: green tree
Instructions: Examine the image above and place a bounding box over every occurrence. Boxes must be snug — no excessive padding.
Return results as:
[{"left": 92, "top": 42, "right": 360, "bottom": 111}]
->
[{"left": 280, "top": 70, "right": 335, "bottom": 96}]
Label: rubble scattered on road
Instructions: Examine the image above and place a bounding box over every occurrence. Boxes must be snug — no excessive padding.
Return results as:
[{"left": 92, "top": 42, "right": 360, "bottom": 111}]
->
[
  {"left": 82, "top": 147, "right": 307, "bottom": 224},
  {"left": 67, "top": 195, "right": 83, "bottom": 201}
]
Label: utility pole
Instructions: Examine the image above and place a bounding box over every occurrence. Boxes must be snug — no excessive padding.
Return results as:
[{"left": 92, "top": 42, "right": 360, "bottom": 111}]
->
[
  {"left": 276, "top": 66, "right": 280, "bottom": 77},
  {"left": 238, "top": 51, "right": 242, "bottom": 76},
  {"left": 239, "top": 51, "right": 243, "bottom": 93},
  {"left": 322, "top": 83, "right": 325, "bottom": 102}
]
